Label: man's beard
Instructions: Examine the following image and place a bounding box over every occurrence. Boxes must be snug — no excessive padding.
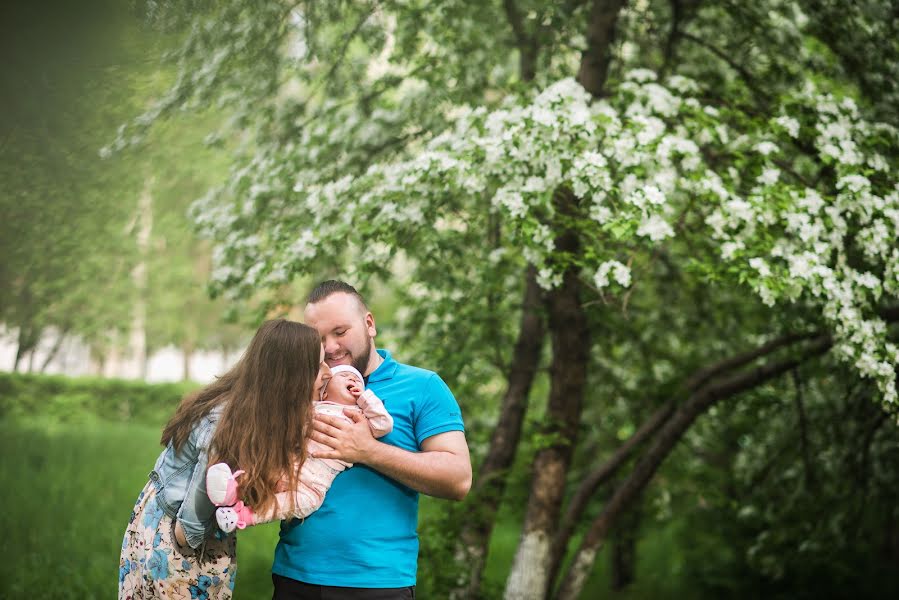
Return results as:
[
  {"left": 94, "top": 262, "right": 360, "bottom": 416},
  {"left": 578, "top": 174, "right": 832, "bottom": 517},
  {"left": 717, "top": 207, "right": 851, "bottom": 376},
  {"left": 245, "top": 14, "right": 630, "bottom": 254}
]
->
[{"left": 351, "top": 336, "right": 372, "bottom": 376}]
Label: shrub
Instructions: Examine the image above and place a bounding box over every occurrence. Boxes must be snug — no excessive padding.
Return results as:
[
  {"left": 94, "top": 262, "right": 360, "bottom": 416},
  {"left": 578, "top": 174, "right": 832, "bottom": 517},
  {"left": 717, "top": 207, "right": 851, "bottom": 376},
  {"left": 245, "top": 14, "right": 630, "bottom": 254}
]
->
[{"left": 0, "top": 372, "right": 199, "bottom": 425}]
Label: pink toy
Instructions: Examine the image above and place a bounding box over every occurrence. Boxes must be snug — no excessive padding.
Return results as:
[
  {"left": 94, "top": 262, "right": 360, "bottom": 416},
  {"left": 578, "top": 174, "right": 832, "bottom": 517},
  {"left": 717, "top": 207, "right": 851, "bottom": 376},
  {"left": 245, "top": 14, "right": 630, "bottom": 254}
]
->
[
  {"left": 206, "top": 462, "right": 245, "bottom": 506},
  {"left": 215, "top": 501, "right": 256, "bottom": 532}
]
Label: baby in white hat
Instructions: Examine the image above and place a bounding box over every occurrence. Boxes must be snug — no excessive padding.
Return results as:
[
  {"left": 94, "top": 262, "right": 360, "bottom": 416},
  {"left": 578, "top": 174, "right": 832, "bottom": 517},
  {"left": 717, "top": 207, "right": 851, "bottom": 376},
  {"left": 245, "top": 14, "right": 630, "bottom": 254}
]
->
[{"left": 207, "top": 364, "right": 393, "bottom": 532}]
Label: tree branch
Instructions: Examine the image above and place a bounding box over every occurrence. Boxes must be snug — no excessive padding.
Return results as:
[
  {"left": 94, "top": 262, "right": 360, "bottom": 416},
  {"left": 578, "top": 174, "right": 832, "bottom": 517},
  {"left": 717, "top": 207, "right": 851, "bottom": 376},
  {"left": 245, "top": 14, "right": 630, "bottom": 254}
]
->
[
  {"left": 547, "top": 399, "right": 675, "bottom": 587},
  {"left": 555, "top": 334, "right": 833, "bottom": 600},
  {"left": 679, "top": 30, "right": 771, "bottom": 105},
  {"left": 684, "top": 331, "right": 818, "bottom": 393},
  {"left": 577, "top": 0, "right": 628, "bottom": 97},
  {"left": 503, "top": 0, "right": 539, "bottom": 81},
  {"left": 660, "top": 0, "right": 684, "bottom": 77}
]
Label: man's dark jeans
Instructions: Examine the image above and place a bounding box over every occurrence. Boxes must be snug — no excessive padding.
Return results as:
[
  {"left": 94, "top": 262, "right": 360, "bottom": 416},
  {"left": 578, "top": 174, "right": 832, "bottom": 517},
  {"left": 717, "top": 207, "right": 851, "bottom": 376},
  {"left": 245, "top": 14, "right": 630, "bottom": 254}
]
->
[{"left": 272, "top": 574, "right": 415, "bottom": 600}]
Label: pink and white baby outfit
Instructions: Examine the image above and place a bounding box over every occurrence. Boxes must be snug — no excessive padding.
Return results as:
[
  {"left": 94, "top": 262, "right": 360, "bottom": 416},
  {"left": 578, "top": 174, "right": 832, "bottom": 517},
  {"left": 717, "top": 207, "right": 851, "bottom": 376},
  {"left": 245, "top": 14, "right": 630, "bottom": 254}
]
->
[{"left": 207, "top": 365, "right": 393, "bottom": 532}]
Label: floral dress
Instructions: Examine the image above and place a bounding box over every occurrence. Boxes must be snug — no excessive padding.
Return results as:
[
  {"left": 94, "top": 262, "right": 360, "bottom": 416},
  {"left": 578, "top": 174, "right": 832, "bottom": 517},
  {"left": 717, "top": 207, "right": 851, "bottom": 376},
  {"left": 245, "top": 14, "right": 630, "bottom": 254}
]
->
[{"left": 119, "top": 480, "right": 237, "bottom": 599}]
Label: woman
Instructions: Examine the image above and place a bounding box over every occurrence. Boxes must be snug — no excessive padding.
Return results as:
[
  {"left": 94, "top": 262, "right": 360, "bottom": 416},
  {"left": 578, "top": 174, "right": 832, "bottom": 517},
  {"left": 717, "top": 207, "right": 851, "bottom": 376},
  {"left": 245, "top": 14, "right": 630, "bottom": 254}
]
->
[{"left": 118, "top": 319, "right": 330, "bottom": 599}]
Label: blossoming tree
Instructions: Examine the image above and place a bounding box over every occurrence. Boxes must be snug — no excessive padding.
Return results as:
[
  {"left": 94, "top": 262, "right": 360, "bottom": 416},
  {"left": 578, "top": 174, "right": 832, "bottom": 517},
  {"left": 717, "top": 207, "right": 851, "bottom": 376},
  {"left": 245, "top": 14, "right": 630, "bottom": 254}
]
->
[{"left": 126, "top": 0, "right": 899, "bottom": 597}]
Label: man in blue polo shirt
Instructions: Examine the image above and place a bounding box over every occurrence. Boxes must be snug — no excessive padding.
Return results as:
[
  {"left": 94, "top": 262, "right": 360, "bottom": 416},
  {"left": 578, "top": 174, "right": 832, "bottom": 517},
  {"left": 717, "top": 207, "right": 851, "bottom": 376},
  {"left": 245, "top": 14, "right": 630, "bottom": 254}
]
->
[{"left": 272, "top": 280, "right": 472, "bottom": 599}]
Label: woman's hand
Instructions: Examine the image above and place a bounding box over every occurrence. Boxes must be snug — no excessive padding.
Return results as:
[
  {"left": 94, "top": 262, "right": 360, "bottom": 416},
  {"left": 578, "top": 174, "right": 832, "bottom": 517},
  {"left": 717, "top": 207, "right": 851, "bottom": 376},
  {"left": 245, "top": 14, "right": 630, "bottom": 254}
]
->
[{"left": 174, "top": 521, "right": 188, "bottom": 548}]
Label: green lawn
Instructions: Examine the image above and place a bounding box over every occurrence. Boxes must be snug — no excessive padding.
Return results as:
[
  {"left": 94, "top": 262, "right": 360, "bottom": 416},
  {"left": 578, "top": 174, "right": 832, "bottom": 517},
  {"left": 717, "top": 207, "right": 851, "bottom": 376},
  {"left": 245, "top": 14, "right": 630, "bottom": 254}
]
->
[
  {"left": 1, "top": 417, "right": 687, "bottom": 599},
  {"left": 0, "top": 419, "right": 284, "bottom": 599}
]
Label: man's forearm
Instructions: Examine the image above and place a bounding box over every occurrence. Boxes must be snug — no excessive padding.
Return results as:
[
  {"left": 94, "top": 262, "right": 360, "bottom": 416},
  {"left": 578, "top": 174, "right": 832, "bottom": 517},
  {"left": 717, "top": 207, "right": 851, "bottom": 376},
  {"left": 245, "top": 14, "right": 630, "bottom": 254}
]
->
[{"left": 361, "top": 441, "right": 471, "bottom": 500}]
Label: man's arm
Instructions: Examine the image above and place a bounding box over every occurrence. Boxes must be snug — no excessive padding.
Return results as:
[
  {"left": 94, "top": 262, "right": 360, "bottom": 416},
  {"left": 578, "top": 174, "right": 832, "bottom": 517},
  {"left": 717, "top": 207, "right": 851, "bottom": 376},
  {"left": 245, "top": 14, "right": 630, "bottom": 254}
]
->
[{"left": 311, "top": 411, "right": 472, "bottom": 500}]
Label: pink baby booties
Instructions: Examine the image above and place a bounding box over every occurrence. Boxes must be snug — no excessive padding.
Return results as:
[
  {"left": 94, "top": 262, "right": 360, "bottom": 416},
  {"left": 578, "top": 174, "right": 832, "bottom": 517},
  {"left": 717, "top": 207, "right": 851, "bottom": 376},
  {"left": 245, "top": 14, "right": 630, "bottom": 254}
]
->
[{"left": 206, "top": 462, "right": 244, "bottom": 506}]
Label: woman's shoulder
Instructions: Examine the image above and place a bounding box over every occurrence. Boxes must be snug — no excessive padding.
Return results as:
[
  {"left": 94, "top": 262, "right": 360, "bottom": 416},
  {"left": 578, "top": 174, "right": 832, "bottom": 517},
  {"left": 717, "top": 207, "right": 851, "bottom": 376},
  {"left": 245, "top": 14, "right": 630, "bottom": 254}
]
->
[{"left": 186, "top": 404, "right": 225, "bottom": 447}]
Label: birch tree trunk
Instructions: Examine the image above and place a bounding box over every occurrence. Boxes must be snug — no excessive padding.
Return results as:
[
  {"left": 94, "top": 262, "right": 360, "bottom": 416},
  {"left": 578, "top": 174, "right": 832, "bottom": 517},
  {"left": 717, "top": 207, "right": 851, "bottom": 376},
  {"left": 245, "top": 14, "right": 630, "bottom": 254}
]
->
[
  {"left": 129, "top": 176, "right": 154, "bottom": 379},
  {"left": 451, "top": 4, "right": 546, "bottom": 596},
  {"left": 451, "top": 266, "right": 544, "bottom": 599},
  {"left": 504, "top": 2, "right": 627, "bottom": 597},
  {"left": 504, "top": 189, "right": 589, "bottom": 600},
  {"left": 545, "top": 401, "right": 675, "bottom": 590},
  {"left": 39, "top": 328, "right": 69, "bottom": 372},
  {"left": 182, "top": 340, "right": 193, "bottom": 382}
]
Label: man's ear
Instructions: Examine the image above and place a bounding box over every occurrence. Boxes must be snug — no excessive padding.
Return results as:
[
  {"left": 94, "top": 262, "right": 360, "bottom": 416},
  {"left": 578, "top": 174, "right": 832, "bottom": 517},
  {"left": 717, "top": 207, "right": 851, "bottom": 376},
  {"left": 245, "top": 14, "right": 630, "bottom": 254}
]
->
[{"left": 366, "top": 312, "right": 377, "bottom": 337}]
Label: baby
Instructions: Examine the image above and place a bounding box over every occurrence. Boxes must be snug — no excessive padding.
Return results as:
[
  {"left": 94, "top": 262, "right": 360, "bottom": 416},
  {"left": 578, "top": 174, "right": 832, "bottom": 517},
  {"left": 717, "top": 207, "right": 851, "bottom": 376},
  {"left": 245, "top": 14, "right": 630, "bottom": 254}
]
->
[{"left": 206, "top": 364, "right": 393, "bottom": 532}]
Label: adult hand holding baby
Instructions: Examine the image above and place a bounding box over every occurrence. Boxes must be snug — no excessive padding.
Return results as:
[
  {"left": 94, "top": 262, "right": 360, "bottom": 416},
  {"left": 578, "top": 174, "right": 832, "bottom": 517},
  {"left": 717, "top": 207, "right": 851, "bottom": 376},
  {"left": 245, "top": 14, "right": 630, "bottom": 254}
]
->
[{"left": 310, "top": 410, "right": 377, "bottom": 464}]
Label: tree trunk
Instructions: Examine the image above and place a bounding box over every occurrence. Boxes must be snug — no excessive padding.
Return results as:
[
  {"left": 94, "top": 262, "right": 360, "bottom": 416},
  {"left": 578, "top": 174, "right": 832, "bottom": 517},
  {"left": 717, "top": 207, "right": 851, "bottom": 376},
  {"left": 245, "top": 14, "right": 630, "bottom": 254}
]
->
[
  {"left": 450, "top": 5, "right": 547, "bottom": 597},
  {"left": 546, "top": 400, "right": 675, "bottom": 589},
  {"left": 89, "top": 345, "right": 106, "bottom": 376},
  {"left": 14, "top": 323, "right": 40, "bottom": 372},
  {"left": 504, "top": 190, "right": 589, "bottom": 600},
  {"left": 502, "top": 0, "right": 539, "bottom": 82},
  {"left": 555, "top": 335, "right": 833, "bottom": 600},
  {"left": 610, "top": 499, "right": 641, "bottom": 591},
  {"left": 182, "top": 340, "right": 194, "bottom": 382},
  {"left": 505, "top": 2, "right": 626, "bottom": 595},
  {"left": 40, "top": 328, "right": 69, "bottom": 373},
  {"left": 576, "top": 0, "right": 628, "bottom": 97},
  {"left": 129, "top": 176, "right": 154, "bottom": 380},
  {"left": 451, "top": 266, "right": 545, "bottom": 599}
]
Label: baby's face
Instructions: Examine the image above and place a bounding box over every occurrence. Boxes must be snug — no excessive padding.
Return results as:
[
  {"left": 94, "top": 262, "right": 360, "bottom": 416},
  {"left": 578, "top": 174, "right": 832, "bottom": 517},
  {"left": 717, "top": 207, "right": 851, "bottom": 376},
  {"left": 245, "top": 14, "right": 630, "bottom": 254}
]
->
[{"left": 324, "top": 371, "right": 364, "bottom": 405}]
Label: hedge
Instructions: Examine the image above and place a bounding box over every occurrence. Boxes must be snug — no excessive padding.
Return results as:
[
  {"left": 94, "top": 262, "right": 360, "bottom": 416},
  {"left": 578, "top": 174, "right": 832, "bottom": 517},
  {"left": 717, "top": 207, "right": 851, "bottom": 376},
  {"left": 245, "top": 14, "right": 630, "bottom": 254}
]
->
[{"left": 0, "top": 372, "right": 200, "bottom": 425}]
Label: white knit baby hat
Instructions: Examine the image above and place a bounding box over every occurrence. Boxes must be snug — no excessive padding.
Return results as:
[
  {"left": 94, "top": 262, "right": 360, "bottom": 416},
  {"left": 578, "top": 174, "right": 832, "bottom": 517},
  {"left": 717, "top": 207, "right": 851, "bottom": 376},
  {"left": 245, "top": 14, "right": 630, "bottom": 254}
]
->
[{"left": 329, "top": 364, "right": 364, "bottom": 383}]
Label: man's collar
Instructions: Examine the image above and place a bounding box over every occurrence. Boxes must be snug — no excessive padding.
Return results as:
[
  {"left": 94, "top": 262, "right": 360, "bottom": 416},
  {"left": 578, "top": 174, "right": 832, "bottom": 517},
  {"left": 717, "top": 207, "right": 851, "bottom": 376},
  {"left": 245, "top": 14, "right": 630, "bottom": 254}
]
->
[{"left": 366, "top": 349, "right": 397, "bottom": 383}]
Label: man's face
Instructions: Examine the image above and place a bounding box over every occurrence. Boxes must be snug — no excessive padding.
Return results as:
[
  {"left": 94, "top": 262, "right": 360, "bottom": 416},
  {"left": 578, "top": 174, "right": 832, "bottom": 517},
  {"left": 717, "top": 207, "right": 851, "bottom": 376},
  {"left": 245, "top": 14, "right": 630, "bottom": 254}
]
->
[{"left": 304, "top": 292, "right": 376, "bottom": 375}]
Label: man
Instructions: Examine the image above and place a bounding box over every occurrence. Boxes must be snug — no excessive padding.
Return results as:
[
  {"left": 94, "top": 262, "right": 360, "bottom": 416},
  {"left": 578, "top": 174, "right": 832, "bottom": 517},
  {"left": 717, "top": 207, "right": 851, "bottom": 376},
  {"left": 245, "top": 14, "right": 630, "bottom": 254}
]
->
[{"left": 272, "top": 280, "right": 472, "bottom": 599}]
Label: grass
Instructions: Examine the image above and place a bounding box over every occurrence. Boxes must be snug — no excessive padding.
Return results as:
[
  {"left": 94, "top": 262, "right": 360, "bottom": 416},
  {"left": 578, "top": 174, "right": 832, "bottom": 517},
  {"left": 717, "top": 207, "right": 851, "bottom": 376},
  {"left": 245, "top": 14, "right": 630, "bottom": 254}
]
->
[
  {"left": 1, "top": 416, "right": 695, "bottom": 599},
  {"left": 0, "top": 418, "right": 282, "bottom": 599}
]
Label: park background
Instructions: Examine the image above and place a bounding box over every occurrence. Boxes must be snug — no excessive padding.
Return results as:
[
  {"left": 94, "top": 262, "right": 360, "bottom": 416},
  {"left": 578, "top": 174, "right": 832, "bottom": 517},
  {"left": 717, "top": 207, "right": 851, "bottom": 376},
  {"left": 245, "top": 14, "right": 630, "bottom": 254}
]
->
[{"left": 2, "top": 0, "right": 899, "bottom": 598}]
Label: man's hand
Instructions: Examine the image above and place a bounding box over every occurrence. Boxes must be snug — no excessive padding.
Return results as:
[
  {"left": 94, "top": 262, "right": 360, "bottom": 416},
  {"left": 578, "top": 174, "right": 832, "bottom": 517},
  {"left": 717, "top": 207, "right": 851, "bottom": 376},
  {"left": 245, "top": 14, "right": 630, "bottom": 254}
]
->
[
  {"left": 312, "top": 410, "right": 472, "bottom": 500},
  {"left": 311, "top": 410, "right": 376, "bottom": 464}
]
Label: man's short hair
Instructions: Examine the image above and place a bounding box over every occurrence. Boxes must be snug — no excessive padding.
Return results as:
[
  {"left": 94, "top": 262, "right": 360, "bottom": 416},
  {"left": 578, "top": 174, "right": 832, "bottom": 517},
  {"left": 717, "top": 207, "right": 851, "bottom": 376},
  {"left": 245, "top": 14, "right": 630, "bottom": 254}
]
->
[{"left": 307, "top": 280, "right": 369, "bottom": 311}]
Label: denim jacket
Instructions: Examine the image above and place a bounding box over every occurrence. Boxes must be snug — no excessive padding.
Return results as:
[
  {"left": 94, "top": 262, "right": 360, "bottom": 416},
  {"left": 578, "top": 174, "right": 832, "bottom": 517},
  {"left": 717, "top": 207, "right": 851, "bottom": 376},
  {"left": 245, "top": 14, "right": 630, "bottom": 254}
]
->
[{"left": 150, "top": 405, "right": 223, "bottom": 549}]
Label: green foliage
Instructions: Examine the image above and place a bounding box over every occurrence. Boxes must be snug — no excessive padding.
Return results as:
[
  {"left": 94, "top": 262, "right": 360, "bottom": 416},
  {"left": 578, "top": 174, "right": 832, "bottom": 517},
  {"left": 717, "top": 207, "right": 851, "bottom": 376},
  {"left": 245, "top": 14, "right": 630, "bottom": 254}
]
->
[
  {"left": 0, "top": 372, "right": 198, "bottom": 425},
  {"left": 1, "top": 0, "right": 250, "bottom": 365},
  {"left": 658, "top": 367, "right": 899, "bottom": 599}
]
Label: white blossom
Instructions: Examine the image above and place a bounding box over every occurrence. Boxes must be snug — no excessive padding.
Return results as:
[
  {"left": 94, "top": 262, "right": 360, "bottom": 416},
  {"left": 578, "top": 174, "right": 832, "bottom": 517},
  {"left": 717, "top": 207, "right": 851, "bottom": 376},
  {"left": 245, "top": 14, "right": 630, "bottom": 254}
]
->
[
  {"left": 537, "top": 267, "right": 562, "bottom": 290},
  {"left": 289, "top": 229, "right": 317, "bottom": 260},
  {"left": 643, "top": 185, "right": 667, "bottom": 206},
  {"left": 749, "top": 257, "right": 772, "bottom": 277},
  {"left": 774, "top": 115, "right": 800, "bottom": 138},
  {"left": 758, "top": 168, "right": 780, "bottom": 186},
  {"left": 836, "top": 174, "right": 871, "bottom": 194},
  {"left": 637, "top": 214, "right": 675, "bottom": 241},
  {"left": 594, "top": 260, "right": 632, "bottom": 289},
  {"left": 755, "top": 141, "right": 779, "bottom": 156}
]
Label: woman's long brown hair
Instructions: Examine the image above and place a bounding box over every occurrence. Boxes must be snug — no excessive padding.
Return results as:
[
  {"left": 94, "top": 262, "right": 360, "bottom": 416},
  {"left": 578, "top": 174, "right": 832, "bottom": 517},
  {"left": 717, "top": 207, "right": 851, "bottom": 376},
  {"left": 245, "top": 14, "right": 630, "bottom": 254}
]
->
[{"left": 160, "top": 319, "right": 320, "bottom": 517}]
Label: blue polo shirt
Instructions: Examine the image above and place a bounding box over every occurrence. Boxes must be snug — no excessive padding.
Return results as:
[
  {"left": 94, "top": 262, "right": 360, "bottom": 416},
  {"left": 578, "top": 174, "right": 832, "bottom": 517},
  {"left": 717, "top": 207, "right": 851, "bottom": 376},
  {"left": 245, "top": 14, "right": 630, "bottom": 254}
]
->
[{"left": 272, "top": 349, "right": 465, "bottom": 587}]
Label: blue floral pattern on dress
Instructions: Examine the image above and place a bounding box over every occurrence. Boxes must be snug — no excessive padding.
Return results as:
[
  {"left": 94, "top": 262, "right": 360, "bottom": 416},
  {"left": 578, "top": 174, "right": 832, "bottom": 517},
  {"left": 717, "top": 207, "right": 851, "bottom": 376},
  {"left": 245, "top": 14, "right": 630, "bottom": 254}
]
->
[
  {"left": 119, "top": 480, "right": 236, "bottom": 599},
  {"left": 142, "top": 496, "right": 165, "bottom": 530},
  {"left": 147, "top": 548, "right": 171, "bottom": 580}
]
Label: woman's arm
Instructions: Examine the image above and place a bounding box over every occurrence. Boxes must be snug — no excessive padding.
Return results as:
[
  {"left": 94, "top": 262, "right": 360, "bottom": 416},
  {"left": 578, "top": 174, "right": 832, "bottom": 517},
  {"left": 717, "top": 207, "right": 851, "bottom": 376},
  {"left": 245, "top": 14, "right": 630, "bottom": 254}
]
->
[{"left": 176, "top": 424, "right": 218, "bottom": 549}]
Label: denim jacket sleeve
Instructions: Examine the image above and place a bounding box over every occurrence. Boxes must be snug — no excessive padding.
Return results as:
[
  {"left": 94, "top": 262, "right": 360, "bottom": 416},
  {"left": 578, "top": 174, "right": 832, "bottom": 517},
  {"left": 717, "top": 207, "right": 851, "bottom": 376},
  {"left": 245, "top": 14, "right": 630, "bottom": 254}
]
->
[{"left": 176, "top": 419, "right": 216, "bottom": 549}]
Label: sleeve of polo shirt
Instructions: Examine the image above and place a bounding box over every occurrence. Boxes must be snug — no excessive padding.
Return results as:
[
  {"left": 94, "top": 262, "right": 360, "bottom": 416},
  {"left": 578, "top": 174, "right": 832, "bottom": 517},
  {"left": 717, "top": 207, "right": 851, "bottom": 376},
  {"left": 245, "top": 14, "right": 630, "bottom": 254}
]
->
[
  {"left": 176, "top": 422, "right": 217, "bottom": 549},
  {"left": 414, "top": 373, "right": 465, "bottom": 447}
]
